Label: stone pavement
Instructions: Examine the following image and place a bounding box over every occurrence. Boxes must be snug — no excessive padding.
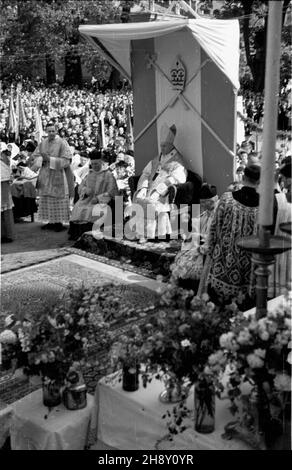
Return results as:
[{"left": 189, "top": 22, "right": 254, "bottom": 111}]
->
[{"left": 1, "top": 218, "right": 74, "bottom": 273}]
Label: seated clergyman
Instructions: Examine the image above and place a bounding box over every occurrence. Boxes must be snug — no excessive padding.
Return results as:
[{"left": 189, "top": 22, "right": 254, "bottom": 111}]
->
[
  {"left": 131, "top": 123, "right": 187, "bottom": 243},
  {"left": 68, "top": 149, "right": 119, "bottom": 240}
]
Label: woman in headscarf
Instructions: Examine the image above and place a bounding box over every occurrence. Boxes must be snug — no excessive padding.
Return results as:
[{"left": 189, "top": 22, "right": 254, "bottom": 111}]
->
[
  {"left": 7, "top": 142, "right": 20, "bottom": 161},
  {"left": 68, "top": 149, "right": 119, "bottom": 240},
  {"left": 170, "top": 184, "right": 218, "bottom": 292},
  {"left": 1, "top": 144, "right": 15, "bottom": 242}
]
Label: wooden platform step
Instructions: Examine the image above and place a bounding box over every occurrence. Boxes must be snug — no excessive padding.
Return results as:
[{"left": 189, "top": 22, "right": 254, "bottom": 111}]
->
[{"left": 74, "top": 233, "right": 182, "bottom": 279}]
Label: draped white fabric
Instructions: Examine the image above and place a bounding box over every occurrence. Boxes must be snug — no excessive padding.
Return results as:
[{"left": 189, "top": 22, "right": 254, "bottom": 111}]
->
[
  {"left": 79, "top": 19, "right": 240, "bottom": 89},
  {"left": 154, "top": 32, "right": 203, "bottom": 175}
]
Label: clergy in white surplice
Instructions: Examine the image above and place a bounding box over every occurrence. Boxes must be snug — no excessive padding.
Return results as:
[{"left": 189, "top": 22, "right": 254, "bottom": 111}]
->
[{"left": 132, "top": 123, "right": 187, "bottom": 242}]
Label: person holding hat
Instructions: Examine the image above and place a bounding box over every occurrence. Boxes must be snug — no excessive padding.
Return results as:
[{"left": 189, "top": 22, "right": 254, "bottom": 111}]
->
[
  {"left": 199, "top": 163, "right": 262, "bottom": 308},
  {"left": 268, "top": 159, "right": 291, "bottom": 297},
  {"left": 170, "top": 184, "right": 218, "bottom": 291},
  {"left": 68, "top": 149, "right": 119, "bottom": 240},
  {"left": 1, "top": 145, "right": 15, "bottom": 242},
  {"left": 132, "top": 123, "right": 187, "bottom": 242}
]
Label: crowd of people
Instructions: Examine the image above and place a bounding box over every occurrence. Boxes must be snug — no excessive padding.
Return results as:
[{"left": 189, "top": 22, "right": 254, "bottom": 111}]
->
[
  {"left": 242, "top": 83, "right": 292, "bottom": 133},
  {"left": 0, "top": 81, "right": 133, "bottom": 157},
  {"left": 1, "top": 80, "right": 291, "bottom": 312},
  {"left": 0, "top": 80, "right": 136, "bottom": 238}
]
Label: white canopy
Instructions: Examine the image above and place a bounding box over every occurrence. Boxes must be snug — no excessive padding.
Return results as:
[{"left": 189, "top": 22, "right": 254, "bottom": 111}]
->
[{"left": 79, "top": 18, "right": 240, "bottom": 89}]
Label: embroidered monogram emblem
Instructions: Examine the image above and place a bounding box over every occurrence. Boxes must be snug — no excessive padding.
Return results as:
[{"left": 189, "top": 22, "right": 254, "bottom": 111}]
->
[{"left": 170, "top": 57, "right": 186, "bottom": 91}]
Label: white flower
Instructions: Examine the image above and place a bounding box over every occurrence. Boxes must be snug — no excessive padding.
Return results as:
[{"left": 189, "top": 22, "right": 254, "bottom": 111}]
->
[
  {"left": 181, "top": 339, "right": 191, "bottom": 348},
  {"left": 219, "top": 332, "right": 235, "bottom": 350},
  {"left": 17, "top": 328, "right": 24, "bottom": 338},
  {"left": 254, "top": 348, "right": 266, "bottom": 359},
  {"left": 259, "top": 330, "right": 269, "bottom": 341},
  {"left": 208, "top": 350, "right": 226, "bottom": 366},
  {"left": 41, "top": 353, "right": 48, "bottom": 363},
  {"left": 247, "top": 353, "right": 264, "bottom": 369},
  {"left": 47, "top": 316, "right": 59, "bottom": 328},
  {"left": 248, "top": 320, "right": 258, "bottom": 332},
  {"left": 237, "top": 328, "right": 252, "bottom": 345},
  {"left": 274, "top": 373, "right": 291, "bottom": 392},
  {"left": 4, "top": 314, "right": 15, "bottom": 328},
  {"left": 0, "top": 329, "right": 18, "bottom": 344},
  {"left": 201, "top": 293, "right": 209, "bottom": 302},
  {"left": 265, "top": 320, "right": 278, "bottom": 335},
  {"left": 192, "top": 311, "right": 202, "bottom": 320},
  {"left": 204, "top": 365, "right": 212, "bottom": 375},
  {"left": 229, "top": 301, "right": 238, "bottom": 313},
  {"left": 258, "top": 318, "right": 267, "bottom": 329},
  {"left": 48, "top": 352, "right": 55, "bottom": 362},
  {"left": 206, "top": 301, "right": 215, "bottom": 312}
]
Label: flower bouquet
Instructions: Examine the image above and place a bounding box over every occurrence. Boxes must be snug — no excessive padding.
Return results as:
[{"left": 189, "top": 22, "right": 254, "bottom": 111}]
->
[
  {"left": 138, "top": 281, "right": 235, "bottom": 439},
  {"left": 0, "top": 284, "right": 112, "bottom": 409},
  {"left": 208, "top": 291, "right": 292, "bottom": 450}
]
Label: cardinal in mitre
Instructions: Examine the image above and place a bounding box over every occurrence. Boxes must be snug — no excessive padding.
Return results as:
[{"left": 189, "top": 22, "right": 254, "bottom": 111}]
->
[{"left": 132, "top": 123, "right": 187, "bottom": 242}]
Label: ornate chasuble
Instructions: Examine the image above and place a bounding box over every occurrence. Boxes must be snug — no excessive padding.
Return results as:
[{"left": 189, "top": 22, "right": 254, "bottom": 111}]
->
[{"left": 207, "top": 191, "right": 259, "bottom": 299}]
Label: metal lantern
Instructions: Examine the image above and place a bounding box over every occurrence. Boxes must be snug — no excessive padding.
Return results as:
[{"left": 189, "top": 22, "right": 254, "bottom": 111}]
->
[{"left": 63, "top": 383, "right": 87, "bottom": 411}]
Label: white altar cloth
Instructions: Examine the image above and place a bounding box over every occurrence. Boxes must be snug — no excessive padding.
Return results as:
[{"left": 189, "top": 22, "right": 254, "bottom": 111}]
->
[
  {"left": 0, "top": 402, "right": 13, "bottom": 449},
  {"left": 96, "top": 375, "right": 251, "bottom": 450},
  {"left": 243, "top": 295, "right": 284, "bottom": 318},
  {"left": 10, "top": 389, "right": 97, "bottom": 450}
]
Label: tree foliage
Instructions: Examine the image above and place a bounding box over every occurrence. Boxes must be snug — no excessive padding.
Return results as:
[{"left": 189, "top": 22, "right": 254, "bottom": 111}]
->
[
  {"left": 0, "top": 0, "right": 291, "bottom": 92},
  {"left": 209, "top": 0, "right": 292, "bottom": 92},
  {"left": 0, "top": 0, "right": 121, "bottom": 84}
]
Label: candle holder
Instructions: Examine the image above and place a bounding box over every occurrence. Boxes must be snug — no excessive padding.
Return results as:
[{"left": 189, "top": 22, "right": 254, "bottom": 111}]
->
[{"left": 237, "top": 232, "right": 291, "bottom": 319}]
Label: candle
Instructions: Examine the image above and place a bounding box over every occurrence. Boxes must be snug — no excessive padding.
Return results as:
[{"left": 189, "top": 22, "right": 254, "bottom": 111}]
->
[{"left": 258, "top": 1, "right": 283, "bottom": 227}]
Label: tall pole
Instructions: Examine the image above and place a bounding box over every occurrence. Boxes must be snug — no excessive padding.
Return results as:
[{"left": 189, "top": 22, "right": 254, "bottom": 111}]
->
[{"left": 258, "top": 1, "right": 283, "bottom": 234}]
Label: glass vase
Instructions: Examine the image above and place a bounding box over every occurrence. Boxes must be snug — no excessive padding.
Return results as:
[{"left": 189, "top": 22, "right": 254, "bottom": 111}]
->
[
  {"left": 122, "top": 365, "right": 140, "bottom": 392},
  {"left": 263, "top": 390, "right": 291, "bottom": 450},
  {"left": 194, "top": 380, "right": 215, "bottom": 434},
  {"left": 159, "top": 376, "right": 188, "bottom": 404},
  {"left": 42, "top": 380, "right": 62, "bottom": 408}
]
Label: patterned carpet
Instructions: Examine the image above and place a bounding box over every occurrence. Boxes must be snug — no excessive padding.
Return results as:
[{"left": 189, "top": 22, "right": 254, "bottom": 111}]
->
[
  {"left": 1, "top": 256, "right": 158, "bottom": 322},
  {"left": 0, "top": 256, "right": 159, "bottom": 404}
]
